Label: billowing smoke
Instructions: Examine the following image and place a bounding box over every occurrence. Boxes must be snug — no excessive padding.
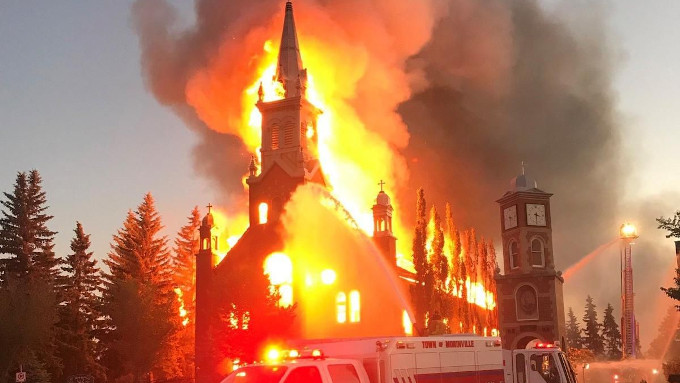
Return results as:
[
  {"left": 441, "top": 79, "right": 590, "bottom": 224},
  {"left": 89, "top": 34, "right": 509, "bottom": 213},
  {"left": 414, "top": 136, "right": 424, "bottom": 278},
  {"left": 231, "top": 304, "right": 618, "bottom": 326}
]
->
[{"left": 132, "top": 0, "right": 674, "bottom": 345}]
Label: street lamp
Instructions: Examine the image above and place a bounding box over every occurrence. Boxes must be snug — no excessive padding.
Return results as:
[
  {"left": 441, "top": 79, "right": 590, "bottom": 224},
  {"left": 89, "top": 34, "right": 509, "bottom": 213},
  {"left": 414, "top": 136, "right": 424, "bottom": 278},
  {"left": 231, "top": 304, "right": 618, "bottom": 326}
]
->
[{"left": 582, "top": 363, "right": 590, "bottom": 383}]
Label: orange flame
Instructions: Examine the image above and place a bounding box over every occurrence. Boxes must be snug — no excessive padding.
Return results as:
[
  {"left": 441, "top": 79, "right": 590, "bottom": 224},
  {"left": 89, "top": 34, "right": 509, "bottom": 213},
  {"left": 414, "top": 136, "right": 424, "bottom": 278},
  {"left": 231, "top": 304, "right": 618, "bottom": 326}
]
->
[{"left": 174, "top": 288, "right": 189, "bottom": 326}]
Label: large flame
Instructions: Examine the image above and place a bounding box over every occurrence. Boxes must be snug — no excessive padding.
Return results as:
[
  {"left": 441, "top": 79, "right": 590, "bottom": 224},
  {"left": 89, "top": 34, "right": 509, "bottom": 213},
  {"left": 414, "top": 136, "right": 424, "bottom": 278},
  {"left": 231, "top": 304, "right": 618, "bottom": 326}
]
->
[
  {"left": 174, "top": 288, "right": 190, "bottom": 327},
  {"left": 183, "top": 1, "right": 496, "bottom": 334},
  {"left": 185, "top": 3, "right": 424, "bottom": 260}
]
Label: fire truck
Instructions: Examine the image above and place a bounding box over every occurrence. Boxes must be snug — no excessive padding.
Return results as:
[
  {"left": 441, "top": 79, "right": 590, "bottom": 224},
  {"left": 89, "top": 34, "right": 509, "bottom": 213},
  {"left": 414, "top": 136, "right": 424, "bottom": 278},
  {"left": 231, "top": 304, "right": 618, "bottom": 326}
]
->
[{"left": 220, "top": 335, "right": 577, "bottom": 383}]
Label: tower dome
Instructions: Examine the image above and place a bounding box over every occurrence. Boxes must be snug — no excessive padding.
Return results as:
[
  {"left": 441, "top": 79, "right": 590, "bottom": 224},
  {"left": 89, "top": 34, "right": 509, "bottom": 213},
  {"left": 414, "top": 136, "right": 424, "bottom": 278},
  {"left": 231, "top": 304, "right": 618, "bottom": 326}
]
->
[
  {"left": 509, "top": 162, "right": 539, "bottom": 192},
  {"left": 376, "top": 190, "right": 391, "bottom": 206},
  {"left": 202, "top": 204, "right": 214, "bottom": 227}
]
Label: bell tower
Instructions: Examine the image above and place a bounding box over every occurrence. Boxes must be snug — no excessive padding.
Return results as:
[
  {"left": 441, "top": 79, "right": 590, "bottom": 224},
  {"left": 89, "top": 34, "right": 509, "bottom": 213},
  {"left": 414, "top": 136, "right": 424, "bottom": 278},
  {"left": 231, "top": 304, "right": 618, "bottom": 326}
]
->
[
  {"left": 494, "top": 167, "right": 566, "bottom": 350},
  {"left": 372, "top": 180, "right": 396, "bottom": 266},
  {"left": 246, "top": 0, "right": 324, "bottom": 227}
]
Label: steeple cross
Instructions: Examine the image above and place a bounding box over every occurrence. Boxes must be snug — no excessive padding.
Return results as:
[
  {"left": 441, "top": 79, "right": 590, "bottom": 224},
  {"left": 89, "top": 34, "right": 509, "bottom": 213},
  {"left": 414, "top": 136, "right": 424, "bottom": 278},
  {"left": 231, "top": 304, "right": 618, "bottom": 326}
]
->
[
  {"left": 206, "top": 203, "right": 213, "bottom": 213},
  {"left": 378, "top": 179, "right": 386, "bottom": 191}
]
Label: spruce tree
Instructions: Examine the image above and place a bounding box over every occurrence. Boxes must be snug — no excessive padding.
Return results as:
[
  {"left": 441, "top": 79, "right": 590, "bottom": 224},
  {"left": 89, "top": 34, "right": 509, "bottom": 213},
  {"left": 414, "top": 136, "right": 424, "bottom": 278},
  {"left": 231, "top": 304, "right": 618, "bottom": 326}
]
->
[
  {"left": 430, "top": 206, "right": 449, "bottom": 320},
  {"left": 56, "top": 222, "right": 105, "bottom": 381},
  {"left": 410, "top": 188, "right": 433, "bottom": 333},
  {"left": 101, "top": 193, "right": 181, "bottom": 383},
  {"left": 601, "top": 303, "right": 622, "bottom": 360},
  {"left": 0, "top": 277, "right": 58, "bottom": 383},
  {"left": 649, "top": 305, "right": 680, "bottom": 359},
  {"left": 445, "top": 204, "right": 461, "bottom": 332},
  {"left": 486, "top": 243, "right": 499, "bottom": 330},
  {"left": 582, "top": 295, "right": 605, "bottom": 356},
  {"left": 459, "top": 254, "right": 470, "bottom": 333},
  {"left": 172, "top": 207, "right": 201, "bottom": 379},
  {"left": 566, "top": 307, "right": 583, "bottom": 349},
  {"left": 0, "top": 170, "right": 58, "bottom": 283}
]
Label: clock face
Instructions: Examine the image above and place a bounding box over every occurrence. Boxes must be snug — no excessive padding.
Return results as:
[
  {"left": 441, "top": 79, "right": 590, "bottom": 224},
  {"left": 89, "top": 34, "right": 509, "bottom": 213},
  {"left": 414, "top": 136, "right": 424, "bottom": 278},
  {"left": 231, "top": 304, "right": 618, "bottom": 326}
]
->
[
  {"left": 503, "top": 205, "right": 518, "bottom": 230},
  {"left": 526, "top": 204, "right": 546, "bottom": 226}
]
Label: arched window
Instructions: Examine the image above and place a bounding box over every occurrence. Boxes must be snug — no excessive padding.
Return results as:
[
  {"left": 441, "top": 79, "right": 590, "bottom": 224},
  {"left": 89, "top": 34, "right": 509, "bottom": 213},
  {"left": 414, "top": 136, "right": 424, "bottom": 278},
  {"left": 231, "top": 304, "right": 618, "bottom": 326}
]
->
[
  {"left": 336, "top": 292, "right": 347, "bottom": 323},
  {"left": 202, "top": 238, "right": 209, "bottom": 250},
  {"left": 349, "top": 290, "right": 360, "bottom": 323},
  {"left": 509, "top": 240, "right": 519, "bottom": 269},
  {"left": 271, "top": 125, "right": 280, "bottom": 150},
  {"left": 259, "top": 202, "right": 268, "bottom": 224},
  {"left": 530, "top": 238, "right": 545, "bottom": 267}
]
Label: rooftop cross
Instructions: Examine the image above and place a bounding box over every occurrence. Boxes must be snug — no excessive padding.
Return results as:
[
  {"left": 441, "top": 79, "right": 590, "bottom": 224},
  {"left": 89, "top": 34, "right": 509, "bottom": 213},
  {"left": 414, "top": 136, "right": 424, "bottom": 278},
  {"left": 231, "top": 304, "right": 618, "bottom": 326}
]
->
[
  {"left": 378, "top": 179, "right": 386, "bottom": 192},
  {"left": 206, "top": 203, "right": 213, "bottom": 214}
]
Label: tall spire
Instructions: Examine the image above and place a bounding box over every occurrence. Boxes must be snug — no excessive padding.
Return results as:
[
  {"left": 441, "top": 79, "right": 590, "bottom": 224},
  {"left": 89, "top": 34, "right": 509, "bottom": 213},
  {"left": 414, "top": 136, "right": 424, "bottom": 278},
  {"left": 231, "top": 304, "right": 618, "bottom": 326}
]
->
[{"left": 276, "top": 1, "right": 305, "bottom": 97}]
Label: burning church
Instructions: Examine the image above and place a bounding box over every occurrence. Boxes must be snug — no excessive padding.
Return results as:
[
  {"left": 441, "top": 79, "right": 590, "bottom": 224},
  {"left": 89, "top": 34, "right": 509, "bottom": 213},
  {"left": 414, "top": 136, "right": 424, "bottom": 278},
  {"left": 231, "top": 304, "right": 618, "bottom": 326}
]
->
[{"left": 194, "top": 2, "right": 417, "bottom": 381}]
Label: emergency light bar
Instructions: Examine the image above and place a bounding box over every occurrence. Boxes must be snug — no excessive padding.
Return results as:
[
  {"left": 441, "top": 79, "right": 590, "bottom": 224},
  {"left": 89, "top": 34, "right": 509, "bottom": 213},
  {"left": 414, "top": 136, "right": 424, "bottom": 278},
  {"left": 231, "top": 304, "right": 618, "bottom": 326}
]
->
[{"left": 534, "top": 343, "right": 557, "bottom": 349}]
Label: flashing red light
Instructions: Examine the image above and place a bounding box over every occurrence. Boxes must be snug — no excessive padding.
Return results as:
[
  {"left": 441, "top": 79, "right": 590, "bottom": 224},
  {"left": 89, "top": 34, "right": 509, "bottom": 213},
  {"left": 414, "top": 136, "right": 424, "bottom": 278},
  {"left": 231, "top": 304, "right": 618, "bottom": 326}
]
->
[
  {"left": 534, "top": 343, "right": 555, "bottom": 349},
  {"left": 312, "top": 349, "right": 323, "bottom": 358}
]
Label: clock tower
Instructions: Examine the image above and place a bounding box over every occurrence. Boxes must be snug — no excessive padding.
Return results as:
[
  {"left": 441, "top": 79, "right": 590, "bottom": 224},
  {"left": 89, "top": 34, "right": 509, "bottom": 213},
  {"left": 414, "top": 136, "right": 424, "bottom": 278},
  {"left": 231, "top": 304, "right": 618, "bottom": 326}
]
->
[{"left": 494, "top": 168, "right": 566, "bottom": 350}]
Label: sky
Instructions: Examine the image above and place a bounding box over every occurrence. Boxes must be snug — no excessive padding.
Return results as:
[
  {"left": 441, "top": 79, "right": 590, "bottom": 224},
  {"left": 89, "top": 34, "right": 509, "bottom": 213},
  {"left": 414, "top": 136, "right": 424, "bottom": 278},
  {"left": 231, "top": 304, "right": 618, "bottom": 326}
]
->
[{"left": 1, "top": 1, "right": 679, "bottom": 345}]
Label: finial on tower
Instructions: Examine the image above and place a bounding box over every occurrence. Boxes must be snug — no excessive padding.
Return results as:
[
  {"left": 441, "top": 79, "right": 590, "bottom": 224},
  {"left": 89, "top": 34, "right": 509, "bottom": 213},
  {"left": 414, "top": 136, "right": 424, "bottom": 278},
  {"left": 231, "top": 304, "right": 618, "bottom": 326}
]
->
[
  {"left": 378, "top": 179, "right": 386, "bottom": 192},
  {"left": 206, "top": 203, "right": 213, "bottom": 214},
  {"left": 249, "top": 155, "right": 258, "bottom": 176},
  {"left": 257, "top": 82, "right": 264, "bottom": 102}
]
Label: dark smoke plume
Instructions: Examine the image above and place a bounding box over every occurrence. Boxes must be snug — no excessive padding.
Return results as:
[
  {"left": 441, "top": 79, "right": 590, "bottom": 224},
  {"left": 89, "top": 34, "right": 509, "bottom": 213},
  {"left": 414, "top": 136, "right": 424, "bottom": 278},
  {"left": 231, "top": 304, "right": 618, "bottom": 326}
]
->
[
  {"left": 131, "top": 0, "right": 283, "bottom": 207},
  {"left": 399, "top": 0, "right": 623, "bottom": 267},
  {"left": 132, "top": 0, "right": 675, "bottom": 344}
]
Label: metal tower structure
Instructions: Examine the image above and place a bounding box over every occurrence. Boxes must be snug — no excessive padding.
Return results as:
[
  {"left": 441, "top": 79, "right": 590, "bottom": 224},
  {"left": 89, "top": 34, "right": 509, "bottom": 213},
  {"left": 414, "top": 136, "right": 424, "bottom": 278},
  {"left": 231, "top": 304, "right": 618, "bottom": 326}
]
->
[{"left": 620, "top": 223, "right": 639, "bottom": 359}]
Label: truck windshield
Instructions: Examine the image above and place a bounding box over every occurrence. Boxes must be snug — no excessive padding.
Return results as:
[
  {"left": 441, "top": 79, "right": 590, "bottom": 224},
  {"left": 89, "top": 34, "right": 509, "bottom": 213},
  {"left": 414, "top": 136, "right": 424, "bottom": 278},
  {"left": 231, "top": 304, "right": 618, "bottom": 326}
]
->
[{"left": 221, "top": 365, "right": 288, "bottom": 383}]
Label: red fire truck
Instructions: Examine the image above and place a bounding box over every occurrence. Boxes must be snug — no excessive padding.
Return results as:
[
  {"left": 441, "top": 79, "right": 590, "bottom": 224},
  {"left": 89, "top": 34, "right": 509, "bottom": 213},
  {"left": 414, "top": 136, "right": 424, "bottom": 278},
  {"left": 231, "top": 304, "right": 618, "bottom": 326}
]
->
[{"left": 221, "top": 335, "right": 577, "bottom": 383}]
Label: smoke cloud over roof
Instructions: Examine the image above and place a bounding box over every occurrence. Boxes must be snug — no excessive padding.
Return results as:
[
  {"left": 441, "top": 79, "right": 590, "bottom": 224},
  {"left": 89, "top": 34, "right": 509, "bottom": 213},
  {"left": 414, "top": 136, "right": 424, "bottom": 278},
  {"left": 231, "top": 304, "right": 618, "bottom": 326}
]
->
[{"left": 132, "top": 0, "right": 674, "bottom": 346}]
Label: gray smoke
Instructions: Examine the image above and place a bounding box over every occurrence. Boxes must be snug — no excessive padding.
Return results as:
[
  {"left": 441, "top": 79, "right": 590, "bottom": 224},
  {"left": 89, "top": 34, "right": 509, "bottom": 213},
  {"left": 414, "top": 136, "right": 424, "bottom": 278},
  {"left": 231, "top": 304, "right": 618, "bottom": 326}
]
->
[
  {"left": 131, "top": 0, "right": 282, "bottom": 207},
  {"left": 398, "top": 0, "right": 623, "bottom": 266},
  {"left": 132, "top": 0, "right": 674, "bottom": 346}
]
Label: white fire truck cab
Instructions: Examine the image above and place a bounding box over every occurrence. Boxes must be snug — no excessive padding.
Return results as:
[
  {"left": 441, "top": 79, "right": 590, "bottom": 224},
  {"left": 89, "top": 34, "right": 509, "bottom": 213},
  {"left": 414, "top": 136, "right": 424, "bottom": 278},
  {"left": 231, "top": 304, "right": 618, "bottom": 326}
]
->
[{"left": 221, "top": 335, "right": 577, "bottom": 383}]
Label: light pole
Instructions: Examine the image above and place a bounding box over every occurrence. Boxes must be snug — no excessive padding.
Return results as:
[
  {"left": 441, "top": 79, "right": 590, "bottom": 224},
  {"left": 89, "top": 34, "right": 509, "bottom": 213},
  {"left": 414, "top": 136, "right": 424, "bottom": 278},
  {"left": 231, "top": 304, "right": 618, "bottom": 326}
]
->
[{"left": 582, "top": 363, "right": 589, "bottom": 383}]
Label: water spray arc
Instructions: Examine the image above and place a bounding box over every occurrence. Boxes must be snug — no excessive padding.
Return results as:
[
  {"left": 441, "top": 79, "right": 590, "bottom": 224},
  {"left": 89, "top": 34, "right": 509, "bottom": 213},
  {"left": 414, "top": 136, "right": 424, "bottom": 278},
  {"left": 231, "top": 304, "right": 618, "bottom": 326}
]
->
[{"left": 620, "top": 223, "right": 639, "bottom": 359}]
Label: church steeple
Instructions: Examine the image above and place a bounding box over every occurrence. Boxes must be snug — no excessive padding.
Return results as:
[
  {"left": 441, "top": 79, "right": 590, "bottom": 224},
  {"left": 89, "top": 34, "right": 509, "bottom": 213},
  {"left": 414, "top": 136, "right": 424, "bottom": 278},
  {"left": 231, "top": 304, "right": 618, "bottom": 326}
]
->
[
  {"left": 276, "top": 1, "right": 306, "bottom": 98},
  {"left": 247, "top": 1, "right": 323, "bottom": 227}
]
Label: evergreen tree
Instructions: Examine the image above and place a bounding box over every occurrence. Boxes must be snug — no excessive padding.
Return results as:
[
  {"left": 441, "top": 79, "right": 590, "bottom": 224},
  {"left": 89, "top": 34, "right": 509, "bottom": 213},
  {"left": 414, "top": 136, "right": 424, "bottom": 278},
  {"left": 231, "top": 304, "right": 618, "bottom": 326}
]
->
[
  {"left": 649, "top": 305, "right": 680, "bottom": 359},
  {"left": 658, "top": 211, "right": 680, "bottom": 239},
  {"left": 445, "top": 204, "right": 461, "bottom": 332},
  {"left": 459, "top": 254, "right": 470, "bottom": 333},
  {"left": 582, "top": 295, "right": 605, "bottom": 356},
  {"left": 411, "top": 188, "right": 433, "bottom": 334},
  {"left": 101, "top": 193, "right": 181, "bottom": 383},
  {"left": 566, "top": 307, "right": 583, "bottom": 349},
  {"left": 601, "top": 303, "right": 622, "bottom": 360},
  {"left": 486, "top": 243, "right": 499, "bottom": 330},
  {"left": 0, "top": 170, "right": 61, "bottom": 380},
  {"left": 56, "top": 222, "right": 105, "bottom": 381},
  {"left": 0, "top": 277, "right": 58, "bottom": 383},
  {"left": 466, "top": 230, "right": 481, "bottom": 333},
  {"left": 430, "top": 206, "right": 449, "bottom": 323},
  {"left": 0, "top": 170, "right": 58, "bottom": 283},
  {"left": 172, "top": 207, "right": 201, "bottom": 379}
]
